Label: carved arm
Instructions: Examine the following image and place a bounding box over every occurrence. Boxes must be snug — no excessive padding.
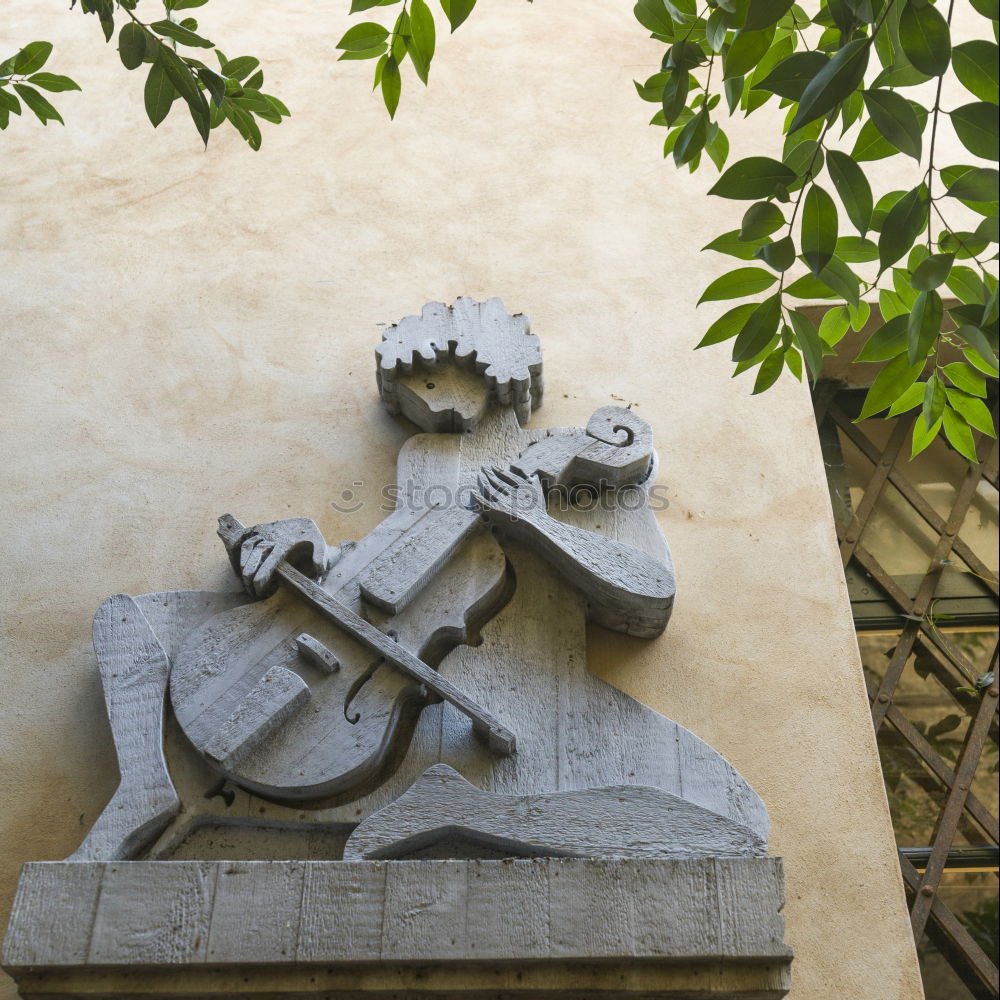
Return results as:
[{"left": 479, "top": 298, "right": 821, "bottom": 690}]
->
[{"left": 472, "top": 467, "right": 674, "bottom": 638}]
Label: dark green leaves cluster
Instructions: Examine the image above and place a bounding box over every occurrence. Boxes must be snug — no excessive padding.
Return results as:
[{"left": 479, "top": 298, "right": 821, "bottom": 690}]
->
[
  {"left": 633, "top": 0, "right": 999, "bottom": 459},
  {"left": 0, "top": 42, "right": 80, "bottom": 130},
  {"left": 337, "top": 0, "right": 464, "bottom": 118},
  {"left": 67, "top": 0, "right": 289, "bottom": 148}
]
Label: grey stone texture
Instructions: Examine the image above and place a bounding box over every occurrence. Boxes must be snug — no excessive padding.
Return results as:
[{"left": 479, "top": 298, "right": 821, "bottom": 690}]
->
[{"left": 3, "top": 858, "right": 791, "bottom": 998}]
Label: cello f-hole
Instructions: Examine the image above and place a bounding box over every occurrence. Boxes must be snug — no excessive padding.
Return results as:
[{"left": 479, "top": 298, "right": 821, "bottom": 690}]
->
[{"left": 344, "top": 657, "right": 384, "bottom": 724}]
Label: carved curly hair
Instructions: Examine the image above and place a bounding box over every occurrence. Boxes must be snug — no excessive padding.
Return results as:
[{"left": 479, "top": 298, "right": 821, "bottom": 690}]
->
[{"left": 376, "top": 297, "right": 543, "bottom": 426}]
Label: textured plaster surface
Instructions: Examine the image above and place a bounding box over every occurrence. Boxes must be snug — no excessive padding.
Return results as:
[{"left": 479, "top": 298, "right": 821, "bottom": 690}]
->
[{"left": 2, "top": 1, "right": 923, "bottom": 997}]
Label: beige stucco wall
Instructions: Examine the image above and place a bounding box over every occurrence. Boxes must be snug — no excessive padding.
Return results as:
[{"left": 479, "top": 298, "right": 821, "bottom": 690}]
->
[{"left": 2, "top": 0, "right": 924, "bottom": 996}]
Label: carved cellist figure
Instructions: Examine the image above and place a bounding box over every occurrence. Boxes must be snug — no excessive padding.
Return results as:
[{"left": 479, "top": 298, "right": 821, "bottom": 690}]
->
[{"left": 72, "top": 298, "right": 768, "bottom": 863}]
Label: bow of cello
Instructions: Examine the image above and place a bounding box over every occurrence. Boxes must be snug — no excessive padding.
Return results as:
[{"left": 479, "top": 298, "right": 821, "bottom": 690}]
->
[{"left": 170, "top": 511, "right": 510, "bottom": 805}]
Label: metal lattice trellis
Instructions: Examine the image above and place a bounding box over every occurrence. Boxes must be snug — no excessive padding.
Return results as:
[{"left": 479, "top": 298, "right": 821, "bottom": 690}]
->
[{"left": 814, "top": 381, "right": 999, "bottom": 1000}]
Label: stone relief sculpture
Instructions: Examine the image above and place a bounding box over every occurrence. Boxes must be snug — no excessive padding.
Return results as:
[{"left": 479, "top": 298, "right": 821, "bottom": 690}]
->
[
  {"left": 70, "top": 296, "right": 768, "bottom": 865},
  {"left": 4, "top": 298, "right": 790, "bottom": 999}
]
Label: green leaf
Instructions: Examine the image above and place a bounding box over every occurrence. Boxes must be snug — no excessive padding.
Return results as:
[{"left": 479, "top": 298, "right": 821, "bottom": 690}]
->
[
  {"left": 662, "top": 70, "right": 689, "bottom": 125},
  {"left": 223, "top": 102, "right": 261, "bottom": 149},
  {"left": 381, "top": 54, "right": 401, "bottom": 118},
  {"left": 724, "top": 75, "right": 744, "bottom": 113},
  {"left": 801, "top": 185, "right": 838, "bottom": 276},
  {"left": 408, "top": 0, "right": 435, "bottom": 84},
  {"left": 880, "top": 289, "right": 909, "bottom": 320},
  {"left": 976, "top": 215, "right": 999, "bottom": 243},
  {"left": 789, "top": 37, "right": 870, "bottom": 133},
  {"left": 878, "top": 184, "right": 928, "bottom": 271},
  {"left": 665, "top": 41, "right": 707, "bottom": 71},
  {"left": 952, "top": 41, "right": 999, "bottom": 104},
  {"left": 634, "top": 0, "right": 674, "bottom": 35},
  {"left": 708, "top": 156, "right": 796, "bottom": 199},
  {"left": 857, "top": 352, "right": 926, "bottom": 419},
  {"left": 945, "top": 388, "right": 996, "bottom": 436},
  {"left": 898, "top": 1, "right": 951, "bottom": 77},
  {"left": 970, "top": 0, "right": 999, "bottom": 17},
  {"left": 11, "top": 83, "right": 62, "bottom": 125},
  {"left": 150, "top": 20, "right": 214, "bottom": 48},
  {"left": 784, "top": 345, "right": 803, "bottom": 381},
  {"left": 782, "top": 139, "right": 822, "bottom": 188},
  {"left": 706, "top": 10, "right": 728, "bottom": 53},
  {"left": 862, "top": 88, "right": 923, "bottom": 160},
  {"left": 945, "top": 167, "right": 999, "bottom": 203},
  {"left": 158, "top": 46, "right": 209, "bottom": 143},
  {"left": 871, "top": 62, "right": 931, "bottom": 89},
  {"left": 25, "top": 72, "right": 80, "bottom": 93},
  {"left": 197, "top": 67, "right": 226, "bottom": 106},
  {"left": 911, "top": 412, "right": 942, "bottom": 457},
  {"left": 907, "top": 290, "right": 943, "bottom": 364},
  {"left": 753, "top": 51, "right": 830, "bottom": 100},
  {"left": 826, "top": 150, "right": 873, "bottom": 237},
  {"left": 755, "top": 235, "right": 796, "bottom": 271},
  {"left": 849, "top": 299, "right": 872, "bottom": 331},
  {"left": 673, "top": 109, "right": 708, "bottom": 166},
  {"left": 922, "top": 375, "right": 947, "bottom": 430},
  {"left": 836, "top": 236, "right": 879, "bottom": 262},
  {"left": 954, "top": 325, "right": 999, "bottom": 374},
  {"left": 220, "top": 57, "right": 260, "bottom": 81},
  {"left": 118, "top": 22, "right": 147, "bottom": 71},
  {"left": 636, "top": 72, "right": 670, "bottom": 102},
  {"left": 819, "top": 304, "right": 851, "bottom": 346},
  {"left": 950, "top": 301, "right": 995, "bottom": 329},
  {"left": 951, "top": 103, "right": 1000, "bottom": 161},
  {"left": 851, "top": 102, "right": 929, "bottom": 162},
  {"left": 854, "top": 314, "right": 908, "bottom": 361},
  {"left": 745, "top": 0, "right": 796, "bottom": 30},
  {"left": 785, "top": 273, "right": 838, "bottom": 299},
  {"left": 339, "top": 43, "right": 388, "bottom": 61},
  {"left": 816, "top": 256, "right": 861, "bottom": 307},
  {"left": 910, "top": 253, "right": 954, "bottom": 291},
  {"left": 942, "top": 408, "right": 979, "bottom": 462},
  {"left": 945, "top": 266, "right": 987, "bottom": 304},
  {"left": 705, "top": 124, "right": 730, "bottom": 170},
  {"left": 888, "top": 381, "right": 924, "bottom": 416},
  {"left": 965, "top": 347, "right": 1000, "bottom": 376},
  {"left": 703, "top": 229, "right": 769, "bottom": 259},
  {"left": 752, "top": 349, "right": 785, "bottom": 393},
  {"left": 725, "top": 26, "right": 775, "bottom": 79},
  {"left": 0, "top": 88, "right": 20, "bottom": 115},
  {"left": 696, "top": 302, "right": 760, "bottom": 347},
  {"left": 732, "top": 295, "right": 782, "bottom": 361},
  {"left": 12, "top": 42, "right": 53, "bottom": 76},
  {"left": 788, "top": 309, "right": 824, "bottom": 381},
  {"left": 338, "top": 22, "right": 391, "bottom": 51},
  {"left": 941, "top": 361, "right": 987, "bottom": 396},
  {"left": 740, "top": 201, "right": 785, "bottom": 240},
  {"left": 698, "top": 267, "right": 777, "bottom": 304},
  {"left": 143, "top": 55, "right": 176, "bottom": 127},
  {"left": 939, "top": 230, "right": 990, "bottom": 260},
  {"left": 351, "top": 0, "right": 392, "bottom": 9}
]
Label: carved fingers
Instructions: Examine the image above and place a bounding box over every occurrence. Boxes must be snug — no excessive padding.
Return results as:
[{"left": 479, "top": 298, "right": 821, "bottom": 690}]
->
[
  {"left": 470, "top": 466, "right": 546, "bottom": 524},
  {"left": 236, "top": 517, "right": 328, "bottom": 598}
]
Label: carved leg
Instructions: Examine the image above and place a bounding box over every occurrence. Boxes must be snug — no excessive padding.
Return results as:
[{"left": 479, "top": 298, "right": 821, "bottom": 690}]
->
[
  {"left": 68, "top": 595, "right": 179, "bottom": 861},
  {"left": 342, "top": 764, "right": 766, "bottom": 861}
]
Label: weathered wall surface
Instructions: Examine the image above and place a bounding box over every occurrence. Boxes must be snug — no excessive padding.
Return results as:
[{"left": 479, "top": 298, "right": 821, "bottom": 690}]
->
[{"left": 1, "top": 1, "right": 923, "bottom": 997}]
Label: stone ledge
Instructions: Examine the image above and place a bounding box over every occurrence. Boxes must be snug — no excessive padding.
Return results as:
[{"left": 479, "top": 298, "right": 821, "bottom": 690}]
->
[{"left": 3, "top": 858, "right": 791, "bottom": 999}]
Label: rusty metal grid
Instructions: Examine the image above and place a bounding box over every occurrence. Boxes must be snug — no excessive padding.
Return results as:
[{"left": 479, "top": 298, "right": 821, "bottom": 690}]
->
[{"left": 814, "top": 383, "right": 999, "bottom": 1000}]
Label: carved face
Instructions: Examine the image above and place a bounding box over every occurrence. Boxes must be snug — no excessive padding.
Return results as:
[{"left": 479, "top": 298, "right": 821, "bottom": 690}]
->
[{"left": 393, "top": 361, "right": 492, "bottom": 433}]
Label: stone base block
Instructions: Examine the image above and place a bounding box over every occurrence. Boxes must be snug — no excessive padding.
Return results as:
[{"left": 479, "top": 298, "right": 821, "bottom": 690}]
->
[{"left": 3, "top": 858, "right": 791, "bottom": 999}]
